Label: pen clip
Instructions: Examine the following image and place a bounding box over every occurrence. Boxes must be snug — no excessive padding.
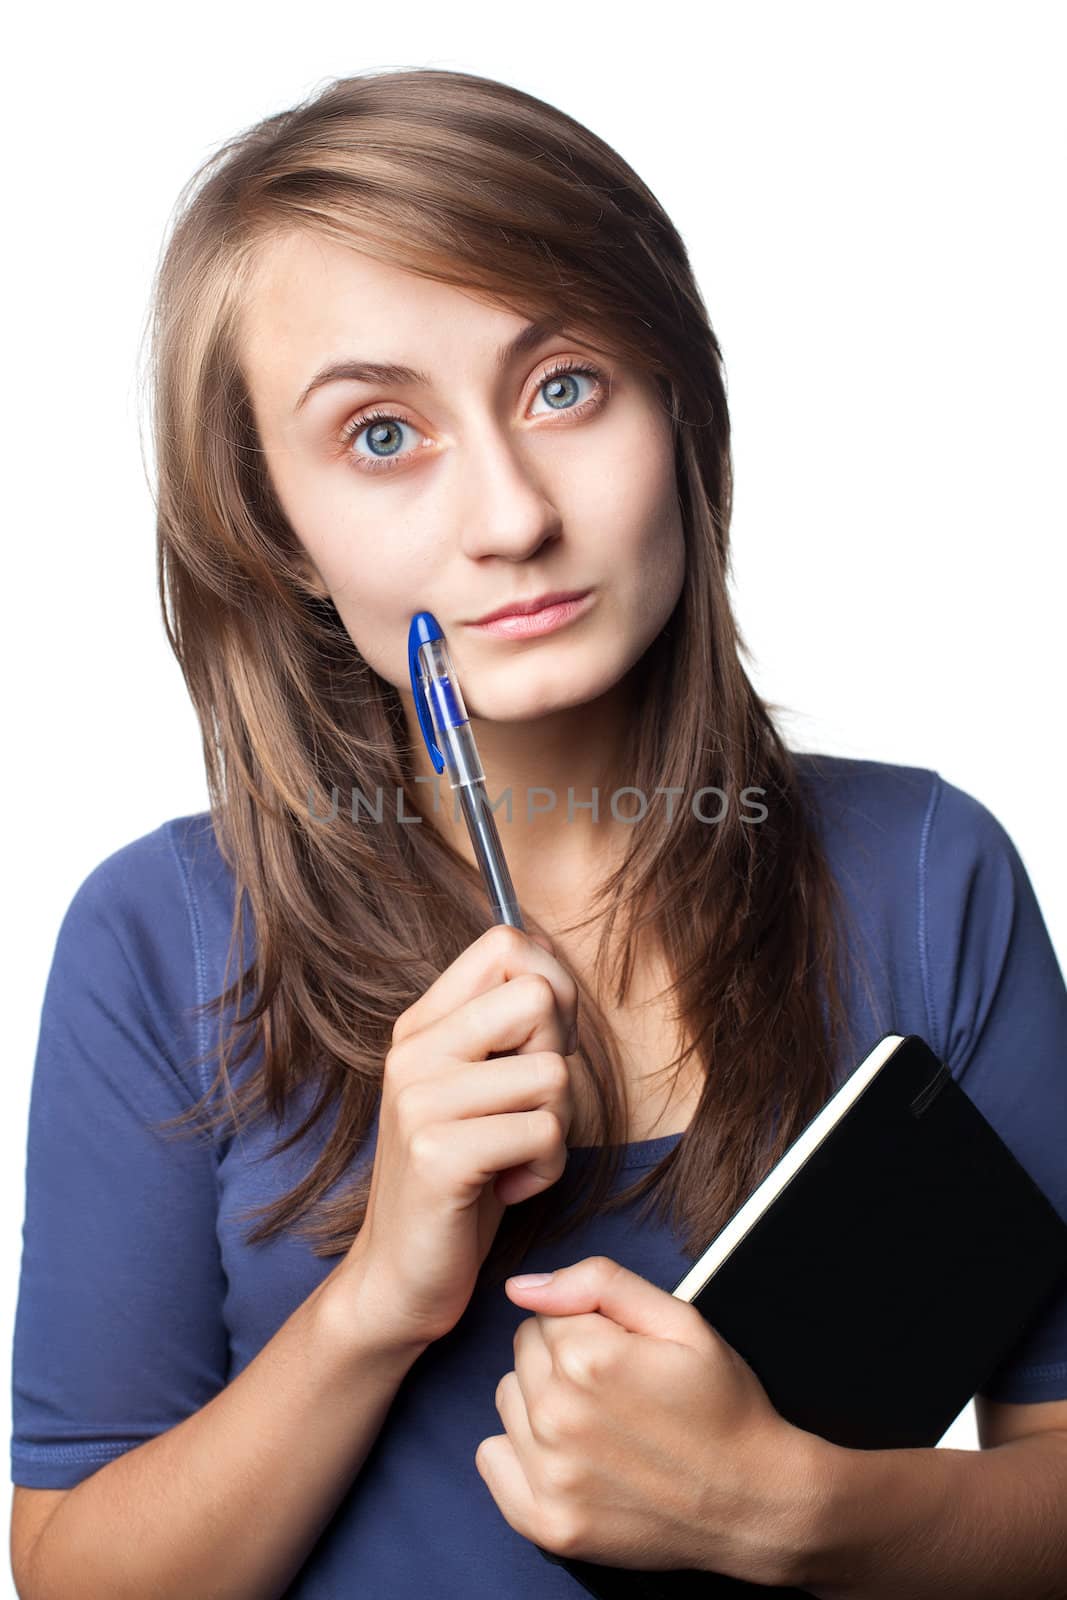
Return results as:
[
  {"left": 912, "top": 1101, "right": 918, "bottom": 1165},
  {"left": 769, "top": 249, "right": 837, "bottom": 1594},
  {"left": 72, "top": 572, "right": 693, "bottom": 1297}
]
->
[{"left": 407, "top": 611, "right": 445, "bottom": 775}]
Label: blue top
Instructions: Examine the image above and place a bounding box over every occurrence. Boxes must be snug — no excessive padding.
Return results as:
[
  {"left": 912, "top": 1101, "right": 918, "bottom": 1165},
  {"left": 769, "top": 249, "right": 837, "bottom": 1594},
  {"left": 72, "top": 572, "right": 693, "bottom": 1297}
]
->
[{"left": 11, "top": 754, "right": 1067, "bottom": 1596}]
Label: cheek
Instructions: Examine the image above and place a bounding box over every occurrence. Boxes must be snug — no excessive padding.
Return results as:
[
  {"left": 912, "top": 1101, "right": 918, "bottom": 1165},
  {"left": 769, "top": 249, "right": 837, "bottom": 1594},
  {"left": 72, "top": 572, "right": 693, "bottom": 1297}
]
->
[
  {"left": 329, "top": 569, "right": 413, "bottom": 678},
  {"left": 260, "top": 439, "right": 433, "bottom": 685},
  {"left": 580, "top": 414, "right": 681, "bottom": 572},
  {"left": 275, "top": 465, "right": 407, "bottom": 607},
  {"left": 609, "top": 460, "right": 685, "bottom": 607},
  {"left": 328, "top": 549, "right": 441, "bottom": 693}
]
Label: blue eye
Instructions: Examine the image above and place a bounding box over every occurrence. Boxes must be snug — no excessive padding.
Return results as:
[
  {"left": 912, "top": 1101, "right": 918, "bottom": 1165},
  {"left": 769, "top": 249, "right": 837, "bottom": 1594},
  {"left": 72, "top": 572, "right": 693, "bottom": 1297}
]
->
[
  {"left": 528, "top": 362, "right": 600, "bottom": 416},
  {"left": 343, "top": 411, "right": 415, "bottom": 473},
  {"left": 338, "top": 358, "right": 608, "bottom": 476}
]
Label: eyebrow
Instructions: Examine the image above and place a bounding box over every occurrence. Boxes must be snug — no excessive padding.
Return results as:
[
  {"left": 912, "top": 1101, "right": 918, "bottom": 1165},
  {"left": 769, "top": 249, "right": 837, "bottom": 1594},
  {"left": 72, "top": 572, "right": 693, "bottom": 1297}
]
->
[{"left": 293, "top": 315, "right": 564, "bottom": 414}]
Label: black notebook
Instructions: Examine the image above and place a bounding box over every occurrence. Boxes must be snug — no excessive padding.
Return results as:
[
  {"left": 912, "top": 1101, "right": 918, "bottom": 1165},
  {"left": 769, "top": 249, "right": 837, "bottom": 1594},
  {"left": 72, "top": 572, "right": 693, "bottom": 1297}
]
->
[{"left": 538, "top": 1033, "right": 1067, "bottom": 1599}]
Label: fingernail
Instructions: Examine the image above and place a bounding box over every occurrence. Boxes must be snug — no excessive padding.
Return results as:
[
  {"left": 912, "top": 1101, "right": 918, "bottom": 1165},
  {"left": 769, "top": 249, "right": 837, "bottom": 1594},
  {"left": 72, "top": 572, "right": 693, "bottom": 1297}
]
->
[{"left": 508, "top": 1271, "right": 555, "bottom": 1288}]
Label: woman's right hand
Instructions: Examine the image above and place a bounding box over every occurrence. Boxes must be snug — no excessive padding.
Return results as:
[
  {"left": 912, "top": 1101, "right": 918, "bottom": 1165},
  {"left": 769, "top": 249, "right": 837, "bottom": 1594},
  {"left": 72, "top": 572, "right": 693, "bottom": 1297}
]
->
[{"left": 330, "top": 923, "right": 579, "bottom": 1354}]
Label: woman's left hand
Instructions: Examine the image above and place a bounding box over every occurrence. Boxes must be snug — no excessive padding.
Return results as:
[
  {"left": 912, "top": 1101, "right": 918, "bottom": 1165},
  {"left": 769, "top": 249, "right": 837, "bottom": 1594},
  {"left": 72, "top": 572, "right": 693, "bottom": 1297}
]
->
[{"left": 475, "top": 1255, "right": 824, "bottom": 1586}]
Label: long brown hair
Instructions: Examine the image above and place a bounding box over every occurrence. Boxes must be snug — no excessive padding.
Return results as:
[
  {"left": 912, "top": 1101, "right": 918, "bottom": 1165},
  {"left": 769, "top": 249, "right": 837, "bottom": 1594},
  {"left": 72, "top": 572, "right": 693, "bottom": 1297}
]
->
[{"left": 146, "top": 67, "right": 874, "bottom": 1287}]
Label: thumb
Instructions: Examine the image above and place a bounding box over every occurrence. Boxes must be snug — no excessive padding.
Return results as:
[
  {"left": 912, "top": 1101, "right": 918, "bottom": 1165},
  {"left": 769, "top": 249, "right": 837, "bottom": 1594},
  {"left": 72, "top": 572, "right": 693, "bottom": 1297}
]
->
[{"left": 505, "top": 1256, "right": 699, "bottom": 1343}]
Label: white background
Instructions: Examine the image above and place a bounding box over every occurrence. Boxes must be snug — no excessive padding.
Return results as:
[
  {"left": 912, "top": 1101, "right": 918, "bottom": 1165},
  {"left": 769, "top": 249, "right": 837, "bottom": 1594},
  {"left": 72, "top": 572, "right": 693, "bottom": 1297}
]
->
[{"left": 3, "top": 0, "right": 1065, "bottom": 1586}]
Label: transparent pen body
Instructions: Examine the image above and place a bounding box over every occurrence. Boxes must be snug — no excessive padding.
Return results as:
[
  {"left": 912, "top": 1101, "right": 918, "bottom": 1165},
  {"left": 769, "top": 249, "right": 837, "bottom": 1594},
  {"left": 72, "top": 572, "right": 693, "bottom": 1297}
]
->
[{"left": 414, "top": 637, "right": 525, "bottom": 929}]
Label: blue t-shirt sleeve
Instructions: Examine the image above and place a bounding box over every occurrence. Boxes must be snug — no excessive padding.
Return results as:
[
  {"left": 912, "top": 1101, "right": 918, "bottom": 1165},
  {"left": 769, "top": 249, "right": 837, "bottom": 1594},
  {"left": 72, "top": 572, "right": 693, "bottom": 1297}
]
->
[
  {"left": 11, "top": 829, "right": 230, "bottom": 1488},
  {"left": 922, "top": 773, "right": 1067, "bottom": 1403}
]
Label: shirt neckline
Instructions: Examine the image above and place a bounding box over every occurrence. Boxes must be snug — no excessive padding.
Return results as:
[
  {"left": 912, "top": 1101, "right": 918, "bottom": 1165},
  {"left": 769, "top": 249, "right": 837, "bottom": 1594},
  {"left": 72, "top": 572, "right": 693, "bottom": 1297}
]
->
[{"left": 567, "top": 1130, "right": 685, "bottom": 1169}]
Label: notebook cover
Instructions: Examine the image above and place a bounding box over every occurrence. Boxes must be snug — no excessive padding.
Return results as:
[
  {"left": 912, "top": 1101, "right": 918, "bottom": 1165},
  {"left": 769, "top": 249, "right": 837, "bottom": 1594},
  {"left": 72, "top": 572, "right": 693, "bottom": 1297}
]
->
[{"left": 539, "top": 1034, "right": 1067, "bottom": 1598}]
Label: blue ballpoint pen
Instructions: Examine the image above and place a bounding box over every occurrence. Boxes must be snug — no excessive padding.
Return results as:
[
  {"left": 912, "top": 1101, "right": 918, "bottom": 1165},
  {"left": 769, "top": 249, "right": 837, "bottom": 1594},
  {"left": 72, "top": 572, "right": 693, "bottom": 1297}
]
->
[{"left": 407, "top": 610, "right": 525, "bottom": 929}]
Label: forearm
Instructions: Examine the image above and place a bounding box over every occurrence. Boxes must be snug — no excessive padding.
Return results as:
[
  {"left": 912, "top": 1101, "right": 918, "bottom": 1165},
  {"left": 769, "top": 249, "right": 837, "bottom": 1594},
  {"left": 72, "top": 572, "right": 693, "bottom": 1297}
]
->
[
  {"left": 23, "top": 1258, "right": 427, "bottom": 1600},
  {"left": 792, "top": 1430, "right": 1067, "bottom": 1600}
]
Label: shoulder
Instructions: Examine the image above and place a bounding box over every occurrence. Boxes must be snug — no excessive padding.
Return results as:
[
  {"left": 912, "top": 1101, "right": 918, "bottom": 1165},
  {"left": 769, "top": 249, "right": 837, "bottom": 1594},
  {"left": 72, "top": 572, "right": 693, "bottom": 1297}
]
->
[
  {"left": 789, "top": 753, "right": 1051, "bottom": 1061},
  {"left": 791, "top": 749, "right": 938, "bottom": 836},
  {"left": 25, "top": 813, "right": 238, "bottom": 1128},
  {"left": 791, "top": 746, "right": 1031, "bottom": 912},
  {"left": 790, "top": 750, "right": 1013, "bottom": 881},
  {"left": 59, "top": 811, "right": 227, "bottom": 954},
  {"left": 49, "top": 812, "right": 238, "bottom": 1072}
]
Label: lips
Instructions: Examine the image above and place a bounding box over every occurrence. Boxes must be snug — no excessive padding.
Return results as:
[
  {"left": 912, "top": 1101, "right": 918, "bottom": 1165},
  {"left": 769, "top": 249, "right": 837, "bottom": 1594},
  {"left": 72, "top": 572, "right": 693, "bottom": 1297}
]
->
[{"left": 469, "top": 589, "right": 591, "bottom": 625}]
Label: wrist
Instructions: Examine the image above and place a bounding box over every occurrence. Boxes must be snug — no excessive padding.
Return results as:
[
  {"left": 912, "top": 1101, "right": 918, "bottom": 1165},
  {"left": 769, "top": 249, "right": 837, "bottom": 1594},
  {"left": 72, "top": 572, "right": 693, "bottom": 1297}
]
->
[
  {"left": 770, "top": 1427, "right": 849, "bottom": 1592},
  {"left": 313, "top": 1252, "right": 433, "bottom": 1374}
]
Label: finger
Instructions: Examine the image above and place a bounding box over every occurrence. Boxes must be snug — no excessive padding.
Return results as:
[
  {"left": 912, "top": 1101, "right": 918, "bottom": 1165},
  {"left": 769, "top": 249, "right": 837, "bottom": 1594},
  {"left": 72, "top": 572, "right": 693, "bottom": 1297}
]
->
[
  {"left": 513, "top": 1309, "right": 554, "bottom": 1391},
  {"left": 395, "top": 1052, "right": 574, "bottom": 1139},
  {"left": 534, "top": 1311, "right": 632, "bottom": 1380},
  {"left": 401, "top": 971, "right": 572, "bottom": 1073},
  {"left": 474, "top": 1429, "right": 540, "bottom": 1543},
  {"left": 451, "top": 972, "right": 572, "bottom": 1063},
  {"left": 506, "top": 1257, "right": 711, "bottom": 1349},
  {"left": 415, "top": 1108, "right": 569, "bottom": 1192},
  {"left": 393, "top": 923, "right": 577, "bottom": 1048},
  {"left": 492, "top": 1367, "right": 538, "bottom": 1465}
]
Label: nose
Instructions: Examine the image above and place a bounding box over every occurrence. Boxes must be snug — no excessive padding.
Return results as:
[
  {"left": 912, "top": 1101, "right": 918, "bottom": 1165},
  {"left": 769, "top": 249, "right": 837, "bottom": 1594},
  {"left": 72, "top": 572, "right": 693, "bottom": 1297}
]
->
[{"left": 455, "top": 423, "right": 563, "bottom": 563}]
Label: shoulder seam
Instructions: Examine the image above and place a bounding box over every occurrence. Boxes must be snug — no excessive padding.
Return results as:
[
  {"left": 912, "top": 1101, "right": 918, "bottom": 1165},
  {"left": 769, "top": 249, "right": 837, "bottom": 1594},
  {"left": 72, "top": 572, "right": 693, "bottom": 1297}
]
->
[
  {"left": 917, "top": 770, "right": 944, "bottom": 1058},
  {"left": 164, "top": 821, "right": 213, "bottom": 1114}
]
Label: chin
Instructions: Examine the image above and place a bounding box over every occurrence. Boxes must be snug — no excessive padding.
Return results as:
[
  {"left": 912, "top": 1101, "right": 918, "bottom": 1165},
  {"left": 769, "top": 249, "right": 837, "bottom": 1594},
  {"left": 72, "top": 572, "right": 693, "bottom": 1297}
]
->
[{"left": 470, "top": 666, "right": 626, "bottom": 726}]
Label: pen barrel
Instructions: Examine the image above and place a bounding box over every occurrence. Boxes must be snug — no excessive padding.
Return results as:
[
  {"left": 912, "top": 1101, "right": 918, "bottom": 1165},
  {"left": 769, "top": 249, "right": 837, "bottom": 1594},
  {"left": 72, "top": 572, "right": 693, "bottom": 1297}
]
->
[
  {"left": 455, "top": 779, "right": 525, "bottom": 929},
  {"left": 410, "top": 632, "right": 523, "bottom": 928},
  {"left": 439, "top": 719, "right": 485, "bottom": 787}
]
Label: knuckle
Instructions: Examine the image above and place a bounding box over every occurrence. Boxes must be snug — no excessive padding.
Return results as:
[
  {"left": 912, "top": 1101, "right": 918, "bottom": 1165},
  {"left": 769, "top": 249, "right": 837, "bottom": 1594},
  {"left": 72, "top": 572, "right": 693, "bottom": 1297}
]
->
[
  {"left": 383, "top": 1041, "right": 412, "bottom": 1084},
  {"left": 548, "top": 1509, "right": 588, "bottom": 1559},
  {"left": 487, "top": 922, "right": 526, "bottom": 961},
  {"left": 530, "top": 1107, "right": 563, "bottom": 1146},
  {"left": 556, "top": 1335, "right": 612, "bottom": 1389},
  {"left": 392, "top": 1080, "right": 425, "bottom": 1133},
  {"left": 586, "top": 1342, "right": 616, "bottom": 1385},
  {"left": 531, "top": 1401, "right": 565, "bottom": 1449},
  {"left": 513, "top": 1317, "right": 535, "bottom": 1360},
  {"left": 407, "top": 1127, "right": 441, "bottom": 1171},
  {"left": 516, "top": 971, "right": 556, "bottom": 1012},
  {"left": 389, "top": 1010, "right": 412, "bottom": 1049},
  {"left": 539, "top": 1448, "right": 583, "bottom": 1499},
  {"left": 540, "top": 1382, "right": 587, "bottom": 1440},
  {"left": 543, "top": 1053, "right": 571, "bottom": 1094}
]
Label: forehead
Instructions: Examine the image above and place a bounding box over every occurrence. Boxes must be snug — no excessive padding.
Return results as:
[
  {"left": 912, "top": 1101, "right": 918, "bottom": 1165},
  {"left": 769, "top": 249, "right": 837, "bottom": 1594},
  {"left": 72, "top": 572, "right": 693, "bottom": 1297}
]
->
[{"left": 238, "top": 230, "right": 529, "bottom": 407}]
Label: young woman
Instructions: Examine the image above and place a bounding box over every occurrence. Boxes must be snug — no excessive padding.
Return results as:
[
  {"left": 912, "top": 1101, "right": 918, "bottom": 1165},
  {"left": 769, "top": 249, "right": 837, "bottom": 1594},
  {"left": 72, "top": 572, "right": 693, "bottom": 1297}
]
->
[{"left": 11, "top": 68, "right": 1067, "bottom": 1600}]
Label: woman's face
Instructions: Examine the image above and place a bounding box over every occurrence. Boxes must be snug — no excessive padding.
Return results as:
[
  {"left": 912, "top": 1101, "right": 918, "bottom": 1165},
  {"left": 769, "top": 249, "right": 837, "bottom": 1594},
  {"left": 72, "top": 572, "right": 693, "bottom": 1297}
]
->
[{"left": 238, "top": 230, "right": 685, "bottom": 725}]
